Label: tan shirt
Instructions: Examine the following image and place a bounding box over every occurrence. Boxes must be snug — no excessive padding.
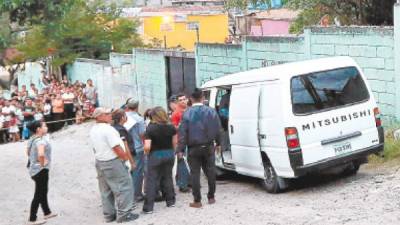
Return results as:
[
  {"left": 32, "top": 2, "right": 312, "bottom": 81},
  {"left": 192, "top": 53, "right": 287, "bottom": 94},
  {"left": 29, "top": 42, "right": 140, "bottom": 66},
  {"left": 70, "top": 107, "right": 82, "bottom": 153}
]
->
[{"left": 52, "top": 99, "right": 64, "bottom": 113}]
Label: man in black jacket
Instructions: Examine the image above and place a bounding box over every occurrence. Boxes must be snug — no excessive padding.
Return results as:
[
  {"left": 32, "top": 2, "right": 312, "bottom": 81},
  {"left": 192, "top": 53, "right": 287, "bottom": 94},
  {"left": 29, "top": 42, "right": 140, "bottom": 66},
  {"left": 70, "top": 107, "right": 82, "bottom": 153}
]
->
[{"left": 177, "top": 89, "right": 221, "bottom": 208}]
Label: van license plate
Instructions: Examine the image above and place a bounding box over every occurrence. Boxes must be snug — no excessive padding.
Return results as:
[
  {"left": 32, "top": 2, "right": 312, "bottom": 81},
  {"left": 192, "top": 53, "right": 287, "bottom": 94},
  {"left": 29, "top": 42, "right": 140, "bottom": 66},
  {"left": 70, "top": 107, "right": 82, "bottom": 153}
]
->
[{"left": 333, "top": 142, "right": 352, "bottom": 155}]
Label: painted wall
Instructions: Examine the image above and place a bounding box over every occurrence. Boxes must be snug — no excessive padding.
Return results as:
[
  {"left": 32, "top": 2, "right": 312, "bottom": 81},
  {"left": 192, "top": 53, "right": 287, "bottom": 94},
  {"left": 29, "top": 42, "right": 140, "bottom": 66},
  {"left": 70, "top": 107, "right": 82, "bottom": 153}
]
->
[
  {"left": 142, "top": 14, "right": 229, "bottom": 51},
  {"left": 196, "top": 27, "right": 397, "bottom": 122},
  {"left": 261, "top": 20, "right": 291, "bottom": 35}
]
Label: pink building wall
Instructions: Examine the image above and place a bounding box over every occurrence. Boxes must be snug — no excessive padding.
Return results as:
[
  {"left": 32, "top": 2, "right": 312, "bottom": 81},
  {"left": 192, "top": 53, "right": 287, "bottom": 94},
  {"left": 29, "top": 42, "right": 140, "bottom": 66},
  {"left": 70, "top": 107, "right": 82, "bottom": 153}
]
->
[{"left": 250, "top": 20, "right": 291, "bottom": 36}]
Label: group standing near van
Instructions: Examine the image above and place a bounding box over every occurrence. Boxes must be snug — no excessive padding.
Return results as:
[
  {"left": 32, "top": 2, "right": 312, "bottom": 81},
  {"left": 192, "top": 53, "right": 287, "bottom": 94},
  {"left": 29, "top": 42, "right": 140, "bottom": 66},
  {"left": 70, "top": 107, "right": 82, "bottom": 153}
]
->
[{"left": 24, "top": 57, "right": 385, "bottom": 224}]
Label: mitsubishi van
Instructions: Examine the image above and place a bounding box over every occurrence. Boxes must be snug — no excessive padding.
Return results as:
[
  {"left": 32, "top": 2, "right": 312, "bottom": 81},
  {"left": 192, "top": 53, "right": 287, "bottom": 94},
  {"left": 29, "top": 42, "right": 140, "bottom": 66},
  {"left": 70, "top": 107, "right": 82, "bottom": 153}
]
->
[{"left": 201, "top": 56, "right": 384, "bottom": 193}]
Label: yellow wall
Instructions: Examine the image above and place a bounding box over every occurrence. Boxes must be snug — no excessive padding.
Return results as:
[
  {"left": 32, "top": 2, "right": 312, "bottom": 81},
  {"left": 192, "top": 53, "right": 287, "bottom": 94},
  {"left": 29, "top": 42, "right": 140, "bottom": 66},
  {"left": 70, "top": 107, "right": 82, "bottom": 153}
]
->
[{"left": 142, "top": 14, "right": 228, "bottom": 51}]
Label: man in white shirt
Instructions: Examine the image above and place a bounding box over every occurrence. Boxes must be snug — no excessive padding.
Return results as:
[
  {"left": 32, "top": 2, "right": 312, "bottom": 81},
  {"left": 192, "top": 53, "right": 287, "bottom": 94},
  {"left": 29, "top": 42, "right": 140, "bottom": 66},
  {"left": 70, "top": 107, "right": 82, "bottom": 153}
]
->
[
  {"left": 62, "top": 87, "right": 75, "bottom": 125},
  {"left": 89, "top": 107, "right": 139, "bottom": 223}
]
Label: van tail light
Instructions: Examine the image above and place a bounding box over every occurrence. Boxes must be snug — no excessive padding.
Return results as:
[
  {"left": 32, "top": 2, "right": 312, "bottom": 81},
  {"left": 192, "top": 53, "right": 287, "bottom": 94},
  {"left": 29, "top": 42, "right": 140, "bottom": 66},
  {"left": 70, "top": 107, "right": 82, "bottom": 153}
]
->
[
  {"left": 374, "top": 107, "right": 382, "bottom": 127},
  {"left": 285, "top": 127, "right": 301, "bottom": 152}
]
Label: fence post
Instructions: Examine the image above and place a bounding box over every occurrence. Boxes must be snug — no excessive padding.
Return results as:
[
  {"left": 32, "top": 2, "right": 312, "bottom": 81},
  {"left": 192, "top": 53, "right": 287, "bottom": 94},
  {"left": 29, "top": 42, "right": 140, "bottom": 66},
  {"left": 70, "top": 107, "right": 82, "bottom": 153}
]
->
[{"left": 394, "top": 3, "right": 400, "bottom": 121}]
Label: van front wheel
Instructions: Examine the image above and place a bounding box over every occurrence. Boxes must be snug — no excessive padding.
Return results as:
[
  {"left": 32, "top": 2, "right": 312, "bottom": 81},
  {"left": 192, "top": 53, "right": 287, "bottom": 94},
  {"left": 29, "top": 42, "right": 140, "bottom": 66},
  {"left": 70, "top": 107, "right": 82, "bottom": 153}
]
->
[{"left": 261, "top": 160, "right": 288, "bottom": 193}]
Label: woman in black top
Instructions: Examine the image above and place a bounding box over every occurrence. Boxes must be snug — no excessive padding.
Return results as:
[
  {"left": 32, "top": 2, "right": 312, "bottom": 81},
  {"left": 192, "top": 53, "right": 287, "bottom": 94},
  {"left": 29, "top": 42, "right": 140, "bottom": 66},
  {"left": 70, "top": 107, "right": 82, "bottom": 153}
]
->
[{"left": 142, "top": 106, "right": 177, "bottom": 214}]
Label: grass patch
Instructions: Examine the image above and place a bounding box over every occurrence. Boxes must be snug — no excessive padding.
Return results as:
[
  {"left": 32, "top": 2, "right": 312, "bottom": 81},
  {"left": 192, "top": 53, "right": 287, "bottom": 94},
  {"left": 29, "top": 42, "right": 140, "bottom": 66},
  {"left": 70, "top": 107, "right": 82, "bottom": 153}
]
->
[{"left": 369, "top": 124, "right": 400, "bottom": 164}]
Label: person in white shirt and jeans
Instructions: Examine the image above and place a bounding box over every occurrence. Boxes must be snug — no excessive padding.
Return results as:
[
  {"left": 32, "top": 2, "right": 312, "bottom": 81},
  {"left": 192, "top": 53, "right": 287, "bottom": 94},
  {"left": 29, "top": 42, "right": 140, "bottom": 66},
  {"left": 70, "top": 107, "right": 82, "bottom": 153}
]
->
[{"left": 89, "top": 107, "right": 139, "bottom": 223}]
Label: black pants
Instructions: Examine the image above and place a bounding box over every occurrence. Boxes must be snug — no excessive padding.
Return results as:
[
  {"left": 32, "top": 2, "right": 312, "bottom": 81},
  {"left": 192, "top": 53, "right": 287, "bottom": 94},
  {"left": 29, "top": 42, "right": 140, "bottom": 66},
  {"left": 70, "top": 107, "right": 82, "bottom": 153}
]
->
[
  {"left": 188, "top": 145, "right": 216, "bottom": 203},
  {"left": 30, "top": 169, "right": 51, "bottom": 222},
  {"left": 64, "top": 104, "right": 74, "bottom": 125},
  {"left": 44, "top": 115, "right": 53, "bottom": 132},
  {"left": 143, "top": 150, "right": 175, "bottom": 211},
  {"left": 52, "top": 113, "right": 64, "bottom": 131}
]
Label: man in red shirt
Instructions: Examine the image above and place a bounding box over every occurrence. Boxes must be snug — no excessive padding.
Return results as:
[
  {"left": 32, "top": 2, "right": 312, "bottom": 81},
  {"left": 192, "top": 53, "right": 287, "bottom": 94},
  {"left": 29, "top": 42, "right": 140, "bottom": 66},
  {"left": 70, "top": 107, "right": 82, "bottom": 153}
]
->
[{"left": 171, "top": 94, "right": 191, "bottom": 192}]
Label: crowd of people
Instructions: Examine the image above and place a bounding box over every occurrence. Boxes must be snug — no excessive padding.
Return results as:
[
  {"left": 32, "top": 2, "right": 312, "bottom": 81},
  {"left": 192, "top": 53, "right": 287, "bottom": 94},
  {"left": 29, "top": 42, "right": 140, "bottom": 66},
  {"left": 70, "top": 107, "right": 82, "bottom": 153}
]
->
[
  {"left": 0, "top": 76, "right": 97, "bottom": 144},
  {"left": 25, "top": 88, "right": 222, "bottom": 224}
]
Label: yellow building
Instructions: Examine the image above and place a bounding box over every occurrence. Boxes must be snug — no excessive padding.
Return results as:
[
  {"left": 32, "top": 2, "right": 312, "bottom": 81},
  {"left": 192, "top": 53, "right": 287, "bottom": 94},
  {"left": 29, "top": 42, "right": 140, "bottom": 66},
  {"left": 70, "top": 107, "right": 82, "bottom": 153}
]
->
[{"left": 138, "top": 6, "right": 229, "bottom": 51}]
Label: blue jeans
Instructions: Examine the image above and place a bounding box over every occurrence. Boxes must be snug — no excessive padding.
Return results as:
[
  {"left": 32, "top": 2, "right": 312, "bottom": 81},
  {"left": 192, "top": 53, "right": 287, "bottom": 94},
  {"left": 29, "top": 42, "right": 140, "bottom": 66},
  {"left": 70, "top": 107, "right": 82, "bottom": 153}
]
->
[
  {"left": 131, "top": 151, "right": 145, "bottom": 199},
  {"left": 176, "top": 155, "right": 190, "bottom": 189}
]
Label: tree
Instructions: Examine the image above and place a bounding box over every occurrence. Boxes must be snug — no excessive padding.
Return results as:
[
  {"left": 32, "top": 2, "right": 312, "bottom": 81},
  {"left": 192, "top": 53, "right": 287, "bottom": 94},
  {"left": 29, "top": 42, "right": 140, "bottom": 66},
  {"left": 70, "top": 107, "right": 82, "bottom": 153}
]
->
[
  {"left": 0, "top": 0, "right": 144, "bottom": 85},
  {"left": 225, "top": 0, "right": 396, "bottom": 33},
  {"left": 287, "top": 0, "right": 396, "bottom": 33}
]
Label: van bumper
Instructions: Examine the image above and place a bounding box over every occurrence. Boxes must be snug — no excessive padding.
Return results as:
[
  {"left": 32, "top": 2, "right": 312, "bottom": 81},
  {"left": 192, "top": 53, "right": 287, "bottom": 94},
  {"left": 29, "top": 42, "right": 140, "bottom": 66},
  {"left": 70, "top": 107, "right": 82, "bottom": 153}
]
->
[{"left": 292, "top": 143, "right": 384, "bottom": 177}]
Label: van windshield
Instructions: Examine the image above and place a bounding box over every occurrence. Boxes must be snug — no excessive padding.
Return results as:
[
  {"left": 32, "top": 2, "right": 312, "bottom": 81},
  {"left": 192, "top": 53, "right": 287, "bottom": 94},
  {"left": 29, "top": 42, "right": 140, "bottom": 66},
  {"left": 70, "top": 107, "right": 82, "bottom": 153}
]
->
[{"left": 291, "top": 67, "right": 370, "bottom": 114}]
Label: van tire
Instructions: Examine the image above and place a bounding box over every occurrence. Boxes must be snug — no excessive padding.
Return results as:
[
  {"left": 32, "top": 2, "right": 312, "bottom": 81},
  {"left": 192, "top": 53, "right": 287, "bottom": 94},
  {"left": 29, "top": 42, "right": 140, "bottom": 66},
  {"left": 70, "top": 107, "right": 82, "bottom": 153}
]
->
[
  {"left": 342, "top": 162, "right": 361, "bottom": 176},
  {"left": 261, "top": 160, "right": 288, "bottom": 193},
  {"left": 215, "top": 167, "right": 232, "bottom": 180}
]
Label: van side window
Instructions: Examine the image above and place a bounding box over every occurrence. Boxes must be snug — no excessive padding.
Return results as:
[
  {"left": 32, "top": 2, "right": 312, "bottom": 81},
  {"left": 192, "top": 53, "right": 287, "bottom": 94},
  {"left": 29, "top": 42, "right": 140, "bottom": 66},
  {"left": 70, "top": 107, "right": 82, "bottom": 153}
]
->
[{"left": 291, "top": 67, "right": 370, "bottom": 114}]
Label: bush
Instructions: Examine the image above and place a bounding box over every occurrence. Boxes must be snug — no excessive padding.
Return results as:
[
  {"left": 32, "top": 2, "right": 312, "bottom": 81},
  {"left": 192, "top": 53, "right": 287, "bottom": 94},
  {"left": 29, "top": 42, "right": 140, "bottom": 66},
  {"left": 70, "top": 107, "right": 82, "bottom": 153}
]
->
[{"left": 369, "top": 122, "right": 400, "bottom": 163}]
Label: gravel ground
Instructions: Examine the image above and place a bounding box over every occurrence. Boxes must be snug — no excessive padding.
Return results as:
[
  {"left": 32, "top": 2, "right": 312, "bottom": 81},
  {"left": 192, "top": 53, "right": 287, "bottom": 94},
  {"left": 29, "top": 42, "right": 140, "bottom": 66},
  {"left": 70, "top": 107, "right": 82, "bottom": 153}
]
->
[{"left": 1, "top": 122, "right": 400, "bottom": 225}]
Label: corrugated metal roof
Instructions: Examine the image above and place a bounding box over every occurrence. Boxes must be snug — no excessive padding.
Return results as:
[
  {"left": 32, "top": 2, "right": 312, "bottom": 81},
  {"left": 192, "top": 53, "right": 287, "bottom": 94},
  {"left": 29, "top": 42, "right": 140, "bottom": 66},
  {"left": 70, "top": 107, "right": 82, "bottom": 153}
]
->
[{"left": 255, "top": 8, "right": 299, "bottom": 21}]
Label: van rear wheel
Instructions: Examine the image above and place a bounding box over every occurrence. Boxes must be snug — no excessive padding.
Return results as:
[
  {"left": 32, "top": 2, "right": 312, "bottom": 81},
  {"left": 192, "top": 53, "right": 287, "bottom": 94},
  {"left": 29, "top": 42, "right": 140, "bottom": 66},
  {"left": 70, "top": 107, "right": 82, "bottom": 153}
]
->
[
  {"left": 342, "top": 161, "right": 361, "bottom": 176},
  {"left": 261, "top": 160, "right": 288, "bottom": 193}
]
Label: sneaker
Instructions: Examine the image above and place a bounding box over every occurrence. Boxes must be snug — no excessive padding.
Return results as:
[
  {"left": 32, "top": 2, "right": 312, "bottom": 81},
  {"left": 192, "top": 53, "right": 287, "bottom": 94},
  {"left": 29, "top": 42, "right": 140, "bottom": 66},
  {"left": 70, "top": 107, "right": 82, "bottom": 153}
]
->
[
  {"left": 189, "top": 202, "right": 202, "bottom": 208},
  {"left": 167, "top": 202, "right": 176, "bottom": 208},
  {"left": 27, "top": 220, "right": 46, "bottom": 225},
  {"left": 116, "top": 213, "right": 139, "bottom": 223},
  {"left": 44, "top": 213, "right": 58, "bottom": 220}
]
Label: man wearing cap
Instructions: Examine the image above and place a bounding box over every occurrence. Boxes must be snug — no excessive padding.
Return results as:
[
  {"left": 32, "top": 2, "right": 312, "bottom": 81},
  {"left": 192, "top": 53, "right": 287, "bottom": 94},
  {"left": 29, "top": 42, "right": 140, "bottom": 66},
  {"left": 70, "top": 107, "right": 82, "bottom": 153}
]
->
[
  {"left": 90, "top": 107, "right": 139, "bottom": 223},
  {"left": 124, "top": 99, "right": 146, "bottom": 202}
]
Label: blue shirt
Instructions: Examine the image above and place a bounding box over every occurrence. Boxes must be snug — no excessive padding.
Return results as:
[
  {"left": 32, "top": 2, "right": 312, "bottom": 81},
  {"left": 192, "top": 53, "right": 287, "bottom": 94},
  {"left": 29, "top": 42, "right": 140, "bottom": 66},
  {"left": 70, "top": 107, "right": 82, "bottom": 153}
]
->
[{"left": 126, "top": 111, "right": 145, "bottom": 153}]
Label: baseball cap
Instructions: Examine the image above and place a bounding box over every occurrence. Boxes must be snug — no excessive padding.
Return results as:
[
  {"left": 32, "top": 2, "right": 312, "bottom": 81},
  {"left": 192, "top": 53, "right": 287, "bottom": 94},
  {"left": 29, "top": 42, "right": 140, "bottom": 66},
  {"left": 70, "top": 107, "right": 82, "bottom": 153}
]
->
[
  {"left": 92, "top": 107, "right": 112, "bottom": 118},
  {"left": 125, "top": 98, "right": 139, "bottom": 109}
]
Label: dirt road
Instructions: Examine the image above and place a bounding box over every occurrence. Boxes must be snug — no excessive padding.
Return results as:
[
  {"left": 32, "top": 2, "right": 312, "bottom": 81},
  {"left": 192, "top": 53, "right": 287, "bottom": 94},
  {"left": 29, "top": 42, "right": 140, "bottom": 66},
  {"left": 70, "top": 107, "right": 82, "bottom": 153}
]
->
[{"left": 1, "top": 123, "right": 399, "bottom": 225}]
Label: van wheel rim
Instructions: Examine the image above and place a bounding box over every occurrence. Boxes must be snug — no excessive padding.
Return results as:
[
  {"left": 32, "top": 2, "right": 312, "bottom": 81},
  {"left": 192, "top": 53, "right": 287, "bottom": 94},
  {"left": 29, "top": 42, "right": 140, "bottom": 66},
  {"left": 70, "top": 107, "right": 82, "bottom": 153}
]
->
[{"left": 264, "top": 166, "right": 275, "bottom": 184}]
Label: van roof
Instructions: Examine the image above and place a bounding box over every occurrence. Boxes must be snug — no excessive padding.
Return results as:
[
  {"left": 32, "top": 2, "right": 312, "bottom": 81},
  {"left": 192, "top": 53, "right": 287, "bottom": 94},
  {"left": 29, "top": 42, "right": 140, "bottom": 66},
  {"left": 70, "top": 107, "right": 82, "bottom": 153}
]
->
[{"left": 201, "top": 56, "right": 358, "bottom": 88}]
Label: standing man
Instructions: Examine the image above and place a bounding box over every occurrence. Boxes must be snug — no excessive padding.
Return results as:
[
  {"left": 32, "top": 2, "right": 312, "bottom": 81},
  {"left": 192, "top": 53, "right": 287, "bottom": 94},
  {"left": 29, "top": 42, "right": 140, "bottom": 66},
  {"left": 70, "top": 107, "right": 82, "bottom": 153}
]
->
[
  {"left": 124, "top": 99, "right": 146, "bottom": 202},
  {"left": 177, "top": 89, "right": 221, "bottom": 208},
  {"left": 89, "top": 107, "right": 139, "bottom": 223},
  {"left": 170, "top": 94, "right": 191, "bottom": 193},
  {"left": 84, "top": 79, "right": 98, "bottom": 107}
]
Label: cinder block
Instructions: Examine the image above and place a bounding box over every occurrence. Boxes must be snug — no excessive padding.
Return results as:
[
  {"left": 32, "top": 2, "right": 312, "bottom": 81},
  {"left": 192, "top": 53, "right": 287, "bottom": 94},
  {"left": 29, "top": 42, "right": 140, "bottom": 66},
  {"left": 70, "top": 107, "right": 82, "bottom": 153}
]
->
[
  {"left": 353, "top": 57, "right": 385, "bottom": 69},
  {"left": 369, "top": 80, "right": 386, "bottom": 92},
  {"left": 363, "top": 68, "right": 378, "bottom": 79},
  {"left": 377, "top": 47, "right": 393, "bottom": 58},
  {"left": 386, "top": 82, "right": 396, "bottom": 93},
  {"left": 335, "top": 45, "right": 350, "bottom": 56},
  {"left": 349, "top": 46, "right": 376, "bottom": 57},
  {"left": 379, "top": 93, "right": 395, "bottom": 105},
  {"left": 311, "top": 44, "right": 335, "bottom": 55},
  {"left": 385, "top": 59, "right": 395, "bottom": 70},
  {"left": 377, "top": 70, "right": 395, "bottom": 82}
]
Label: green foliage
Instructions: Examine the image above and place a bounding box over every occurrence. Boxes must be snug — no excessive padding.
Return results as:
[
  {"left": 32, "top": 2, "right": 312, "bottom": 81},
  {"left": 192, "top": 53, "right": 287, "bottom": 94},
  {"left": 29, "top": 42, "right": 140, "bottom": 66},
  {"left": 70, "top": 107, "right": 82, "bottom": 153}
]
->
[
  {"left": 370, "top": 123, "right": 400, "bottom": 163},
  {"left": 225, "top": 0, "right": 275, "bottom": 10},
  {"left": 13, "top": 0, "right": 143, "bottom": 66},
  {"left": 0, "top": 0, "right": 75, "bottom": 26},
  {"left": 287, "top": 0, "right": 396, "bottom": 33}
]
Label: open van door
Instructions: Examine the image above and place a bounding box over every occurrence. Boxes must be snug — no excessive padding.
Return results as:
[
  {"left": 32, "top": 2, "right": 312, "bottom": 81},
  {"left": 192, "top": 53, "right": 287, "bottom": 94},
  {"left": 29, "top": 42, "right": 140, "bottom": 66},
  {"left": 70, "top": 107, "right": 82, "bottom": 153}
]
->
[{"left": 229, "top": 84, "right": 264, "bottom": 178}]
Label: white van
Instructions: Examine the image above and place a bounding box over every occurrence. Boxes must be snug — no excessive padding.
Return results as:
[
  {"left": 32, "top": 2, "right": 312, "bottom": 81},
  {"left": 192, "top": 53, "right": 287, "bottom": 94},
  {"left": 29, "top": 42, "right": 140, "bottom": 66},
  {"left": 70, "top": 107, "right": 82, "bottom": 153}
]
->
[{"left": 201, "top": 56, "right": 384, "bottom": 193}]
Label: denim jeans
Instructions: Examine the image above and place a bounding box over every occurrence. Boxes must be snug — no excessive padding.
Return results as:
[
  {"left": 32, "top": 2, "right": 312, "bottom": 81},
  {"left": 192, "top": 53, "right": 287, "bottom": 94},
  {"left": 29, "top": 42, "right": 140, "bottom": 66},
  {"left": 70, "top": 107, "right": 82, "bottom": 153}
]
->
[
  {"left": 143, "top": 150, "right": 175, "bottom": 211},
  {"left": 176, "top": 154, "right": 190, "bottom": 189},
  {"left": 131, "top": 151, "right": 145, "bottom": 199}
]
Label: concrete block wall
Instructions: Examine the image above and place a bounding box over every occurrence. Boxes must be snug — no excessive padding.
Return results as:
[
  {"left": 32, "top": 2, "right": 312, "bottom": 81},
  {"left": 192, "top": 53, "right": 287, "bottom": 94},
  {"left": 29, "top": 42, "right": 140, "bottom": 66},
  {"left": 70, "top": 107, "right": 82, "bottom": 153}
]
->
[
  {"left": 308, "top": 27, "right": 395, "bottom": 121},
  {"left": 67, "top": 59, "right": 113, "bottom": 108},
  {"left": 196, "top": 44, "right": 243, "bottom": 87},
  {"left": 196, "top": 26, "right": 397, "bottom": 122},
  {"left": 133, "top": 49, "right": 168, "bottom": 112}
]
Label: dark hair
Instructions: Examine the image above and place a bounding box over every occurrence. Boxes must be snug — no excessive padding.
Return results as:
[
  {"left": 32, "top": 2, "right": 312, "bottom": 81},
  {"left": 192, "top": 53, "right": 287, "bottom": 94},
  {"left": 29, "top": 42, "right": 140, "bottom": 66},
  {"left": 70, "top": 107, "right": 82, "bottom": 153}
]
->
[
  {"left": 191, "top": 89, "right": 203, "bottom": 101},
  {"left": 144, "top": 108, "right": 153, "bottom": 120},
  {"left": 112, "top": 109, "right": 126, "bottom": 124},
  {"left": 27, "top": 120, "right": 43, "bottom": 133},
  {"left": 176, "top": 93, "right": 186, "bottom": 101}
]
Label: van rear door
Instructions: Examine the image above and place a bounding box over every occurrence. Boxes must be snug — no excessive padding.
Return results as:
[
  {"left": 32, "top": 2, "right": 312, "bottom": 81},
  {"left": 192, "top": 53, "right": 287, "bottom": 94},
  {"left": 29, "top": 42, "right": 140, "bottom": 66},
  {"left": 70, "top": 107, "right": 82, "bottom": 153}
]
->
[
  {"left": 290, "top": 66, "right": 379, "bottom": 165},
  {"left": 229, "top": 84, "right": 264, "bottom": 178}
]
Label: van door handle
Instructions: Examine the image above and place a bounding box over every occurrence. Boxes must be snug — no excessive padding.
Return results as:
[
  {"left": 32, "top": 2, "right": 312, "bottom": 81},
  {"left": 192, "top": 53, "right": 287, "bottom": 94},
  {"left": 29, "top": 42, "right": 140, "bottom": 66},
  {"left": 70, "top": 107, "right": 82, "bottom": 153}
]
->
[
  {"left": 230, "top": 125, "right": 234, "bottom": 134},
  {"left": 259, "top": 134, "right": 266, "bottom": 139}
]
